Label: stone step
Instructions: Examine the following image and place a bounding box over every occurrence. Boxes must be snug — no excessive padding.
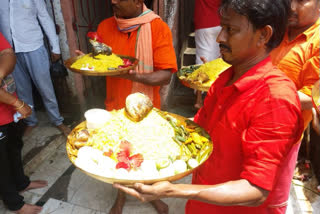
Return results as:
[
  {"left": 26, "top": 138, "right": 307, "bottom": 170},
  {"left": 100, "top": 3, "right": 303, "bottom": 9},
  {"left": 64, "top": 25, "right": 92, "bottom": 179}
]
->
[
  {"left": 40, "top": 198, "right": 105, "bottom": 214},
  {"left": 182, "top": 48, "right": 196, "bottom": 66},
  {"left": 290, "top": 179, "right": 320, "bottom": 213},
  {"left": 24, "top": 135, "right": 66, "bottom": 176},
  {"left": 183, "top": 47, "right": 196, "bottom": 55}
]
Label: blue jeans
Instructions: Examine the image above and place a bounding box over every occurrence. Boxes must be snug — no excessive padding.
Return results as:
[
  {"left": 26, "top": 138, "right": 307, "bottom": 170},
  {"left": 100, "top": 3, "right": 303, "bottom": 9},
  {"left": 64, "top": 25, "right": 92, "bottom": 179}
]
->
[{"left": 13, "top": 45, "right": 64, "bottom": 126}]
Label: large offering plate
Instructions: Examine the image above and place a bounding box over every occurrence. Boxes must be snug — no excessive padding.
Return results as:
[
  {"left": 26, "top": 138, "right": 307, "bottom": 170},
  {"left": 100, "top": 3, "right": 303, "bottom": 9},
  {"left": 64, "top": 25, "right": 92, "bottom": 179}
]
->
[
  {"left": 312, "top": 80, "right": 320, "bottom": 115},
  {"left": 66, "top": 112, "right": 213, "bottom": 186},
  {"left": 64, "top": 54, "right": 139, "bottom": 76}
]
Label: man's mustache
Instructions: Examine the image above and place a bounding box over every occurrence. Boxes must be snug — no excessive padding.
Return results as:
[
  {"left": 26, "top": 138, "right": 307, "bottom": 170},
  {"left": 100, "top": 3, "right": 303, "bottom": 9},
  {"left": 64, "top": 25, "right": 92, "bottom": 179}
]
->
[
  {"left": 219, "top": 44, "right": 231, "bottom": 51},
  {"left": 289, "top": 13, "right": 298, "bottom": 20}
]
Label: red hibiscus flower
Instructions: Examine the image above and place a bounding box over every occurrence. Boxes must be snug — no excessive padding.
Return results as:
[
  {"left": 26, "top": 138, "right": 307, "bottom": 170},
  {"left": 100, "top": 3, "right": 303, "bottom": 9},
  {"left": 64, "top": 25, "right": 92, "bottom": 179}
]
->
[
  {"left": 87, "top": 31, "right": 102, "bottom": 43},
  {"left": 116, "top": 141, "right": 144, "bottom": 171},
  {"left": 119, "top": 58, "right": 133, "bottom": 69}
]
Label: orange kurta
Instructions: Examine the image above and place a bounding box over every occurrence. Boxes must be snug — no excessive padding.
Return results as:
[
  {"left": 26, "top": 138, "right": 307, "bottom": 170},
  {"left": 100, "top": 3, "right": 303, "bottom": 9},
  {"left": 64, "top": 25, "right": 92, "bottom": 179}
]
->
[
  {"left": 97, "top": 17, "right": 177, "bottom": 111},
  {"left": 270, "top": 19, "right": 320, "bottom": 130}
]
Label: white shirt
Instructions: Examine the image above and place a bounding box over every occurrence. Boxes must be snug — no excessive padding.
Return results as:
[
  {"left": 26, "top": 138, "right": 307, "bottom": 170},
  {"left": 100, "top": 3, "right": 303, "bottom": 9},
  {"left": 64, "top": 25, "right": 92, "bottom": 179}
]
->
[{"left": 0, "top": 0, "right": 60, "bottom": 54}]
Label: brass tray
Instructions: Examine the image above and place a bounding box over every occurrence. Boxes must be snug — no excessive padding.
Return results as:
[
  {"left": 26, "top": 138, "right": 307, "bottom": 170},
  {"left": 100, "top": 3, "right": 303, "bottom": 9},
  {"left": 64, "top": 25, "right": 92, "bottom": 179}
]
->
[
  {"left": 66, "top": 111, "right": 213, "bottom": 185},
  {"left": 179, "top": 79, "right": 211, "bottom": 92},
  {"left": 312, "top": 80, "right": 320, "bottom": 115},
  {"left": 64, "top": 54, "right": 139, "bottom": 76},
  {"left": 178, "top": 59, "right": 231, "bottom": 92},
  {"left": 177, "top": 64, "right": 210, "bottom": 92}
]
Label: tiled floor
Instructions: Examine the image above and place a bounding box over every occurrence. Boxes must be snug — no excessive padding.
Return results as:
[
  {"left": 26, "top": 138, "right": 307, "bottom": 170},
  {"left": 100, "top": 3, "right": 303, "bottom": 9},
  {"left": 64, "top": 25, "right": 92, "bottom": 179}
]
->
[{"left": 0, "top": 111, "right": 319, "bottom": 214}]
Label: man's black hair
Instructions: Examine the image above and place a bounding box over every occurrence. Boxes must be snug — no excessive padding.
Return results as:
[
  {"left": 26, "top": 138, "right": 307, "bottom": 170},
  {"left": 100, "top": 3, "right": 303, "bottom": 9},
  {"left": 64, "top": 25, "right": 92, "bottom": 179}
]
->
[{"left": 219, "top": 0, "right": 291, "bottom": 51}]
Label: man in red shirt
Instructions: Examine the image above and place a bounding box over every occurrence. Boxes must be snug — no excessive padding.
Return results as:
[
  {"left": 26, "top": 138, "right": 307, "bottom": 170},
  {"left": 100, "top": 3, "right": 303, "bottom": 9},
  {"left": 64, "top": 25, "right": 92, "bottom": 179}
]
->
[
  {"left": 0, "top": 32, "right": 47, "bottom": 214},
  {"left": 115, "top": 0, "right": 304, "bottom": 213}
]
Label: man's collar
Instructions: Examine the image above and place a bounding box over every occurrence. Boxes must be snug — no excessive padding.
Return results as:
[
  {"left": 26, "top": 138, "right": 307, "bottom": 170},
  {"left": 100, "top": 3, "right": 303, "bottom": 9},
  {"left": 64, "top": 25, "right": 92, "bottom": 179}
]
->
[
  {"left": 304, "top": 18, "right": 320, "bottom": 40},
  {"left": 233, "top": 57, "right": 272, "bottom": 92},
  {"left": 286, "top": 18, "right": 320, "bottom": 43}
]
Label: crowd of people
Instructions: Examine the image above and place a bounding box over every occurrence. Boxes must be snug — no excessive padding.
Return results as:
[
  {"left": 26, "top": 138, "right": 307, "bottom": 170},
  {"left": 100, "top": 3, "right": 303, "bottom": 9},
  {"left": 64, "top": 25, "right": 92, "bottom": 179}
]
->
[{"left": 0, "top": 0, "right": 319, "bottom": 214}]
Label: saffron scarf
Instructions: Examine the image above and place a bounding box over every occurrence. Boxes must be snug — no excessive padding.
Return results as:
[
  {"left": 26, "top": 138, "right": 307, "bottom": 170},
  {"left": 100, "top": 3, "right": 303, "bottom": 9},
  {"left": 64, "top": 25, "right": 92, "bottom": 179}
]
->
[{"left": 115, "top": 4, "right": 160, "bottom": 101}]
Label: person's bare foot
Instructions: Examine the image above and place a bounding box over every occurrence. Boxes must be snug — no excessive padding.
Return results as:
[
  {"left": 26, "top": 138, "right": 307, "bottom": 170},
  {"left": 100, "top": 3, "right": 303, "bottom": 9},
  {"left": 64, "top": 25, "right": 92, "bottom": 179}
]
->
[
  {"left": 14, "top": 204, "right": 42, "bottom": 214},
  {"left": 21, "top": 180, "right": 48, "bottom": 193},
  {"left": 150, "top": 200, "right": 169, "bottom": 214},
  {"left": 23, "top": 125, "right": 37, "bottom": 137},
  {"left": 56, "top": 123, "right": 71, "bottom": 137},
  {"left": 109, "top": 191, "right": 126, "bottom": 214}
]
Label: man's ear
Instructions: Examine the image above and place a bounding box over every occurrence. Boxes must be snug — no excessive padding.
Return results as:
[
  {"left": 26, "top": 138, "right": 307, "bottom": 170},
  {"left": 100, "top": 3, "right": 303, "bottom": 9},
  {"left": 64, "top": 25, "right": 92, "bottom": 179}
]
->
[{"left": 257, "top": 25, "right": 273, "bottom": 48}]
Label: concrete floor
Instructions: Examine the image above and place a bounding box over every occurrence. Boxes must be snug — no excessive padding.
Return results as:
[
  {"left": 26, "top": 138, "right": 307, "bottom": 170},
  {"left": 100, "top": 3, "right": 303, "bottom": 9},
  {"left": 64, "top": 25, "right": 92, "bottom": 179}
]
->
[{"left": 0, "top": 110, "right": 319, "bottom": 214}]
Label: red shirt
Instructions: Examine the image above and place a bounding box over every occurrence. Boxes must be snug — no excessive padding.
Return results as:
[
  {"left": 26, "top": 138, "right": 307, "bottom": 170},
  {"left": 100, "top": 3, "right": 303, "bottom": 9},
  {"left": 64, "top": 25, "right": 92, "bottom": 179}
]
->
[
  {"left": 0, "top": 32, "right": 15, "bottom": 126},
  {"left": 194, "top": 0, "right": 221, "bottom": 30},
  {"left": 186, "top": 57, "right": 303, "bottom": 214}
]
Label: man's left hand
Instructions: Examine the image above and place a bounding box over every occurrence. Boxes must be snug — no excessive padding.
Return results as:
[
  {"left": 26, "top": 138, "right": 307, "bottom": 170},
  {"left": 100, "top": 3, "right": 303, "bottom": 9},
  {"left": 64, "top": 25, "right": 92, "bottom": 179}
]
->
[
  {"left": 114, "top": 70, "right": 137, "bottom": 80},
  {"left": 51, "top": 53, "right": 61, "bottom": 62},
  {"left": 113, "top": 181, "right": 173, "bottom": 202}
]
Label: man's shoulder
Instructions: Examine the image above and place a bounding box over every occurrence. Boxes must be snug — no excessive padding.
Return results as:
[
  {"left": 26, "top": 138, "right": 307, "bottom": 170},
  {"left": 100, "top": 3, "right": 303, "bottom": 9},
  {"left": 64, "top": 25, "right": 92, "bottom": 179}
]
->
[
  {"left": 150, "top": 18, "right": 171, "bottom": 33},
  {"left": 306, "top": 25, "right": 319, "bottom": 51},
  {"left": 98, "top": 17, "right": 117, "bottom": 29},
  {"left": 262, "top": 67, "right": 298, "bottom": 101},
  {"left": 306, "top": 18, "right": 320, "bottom": 37}
]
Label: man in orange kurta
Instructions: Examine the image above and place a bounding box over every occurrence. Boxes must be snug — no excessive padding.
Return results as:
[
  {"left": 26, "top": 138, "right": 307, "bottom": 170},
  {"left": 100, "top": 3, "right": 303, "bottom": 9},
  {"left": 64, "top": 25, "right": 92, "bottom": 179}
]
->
[
  {"left": 97, "top": 1, "right": 177, "bottom": 111},
  {"left": 270, "top": 0, "right": 320, "bottom": 130},
  {"left": 95, "top": 1, "right": 177, "bottom": 214}
]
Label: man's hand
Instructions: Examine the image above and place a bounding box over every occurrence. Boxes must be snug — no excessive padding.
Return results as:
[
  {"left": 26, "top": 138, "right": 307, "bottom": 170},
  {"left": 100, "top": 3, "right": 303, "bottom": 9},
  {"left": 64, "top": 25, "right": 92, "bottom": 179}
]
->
[
  {"left": 200, "top": 56, "right": 208, "bottom": 64},
  {"left": 113, "top": 181, "right": 173, "bottom": 202},
  {"left": 51, "top": 53, "right": 61, "bottom": 62},
  {"left": 114, "top": 69, "right": 137, "bottom": 80},
  {"left": 75, "top": 50, "right": 85, "bottom": 56},
  {"left": 14, "top": 100, "right": 32, "bottom": 119}
]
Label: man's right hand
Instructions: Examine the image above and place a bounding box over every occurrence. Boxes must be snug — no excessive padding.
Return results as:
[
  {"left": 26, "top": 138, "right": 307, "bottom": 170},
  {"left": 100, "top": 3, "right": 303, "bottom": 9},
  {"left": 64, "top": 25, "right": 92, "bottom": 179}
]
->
[
  {"left": 75, "top": 50, "right": 85, "bottom": 56},
  {"left": 51, "top": 53, "right": 61, "bottom": 62}
]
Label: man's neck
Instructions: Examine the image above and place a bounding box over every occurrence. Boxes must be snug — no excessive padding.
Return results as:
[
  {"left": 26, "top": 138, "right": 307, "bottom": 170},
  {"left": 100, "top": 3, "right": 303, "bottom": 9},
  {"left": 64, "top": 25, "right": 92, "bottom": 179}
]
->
[
  {"left": 123, "top": 6, "right": 143, "bottom": 19},
  {"left": 132, "top": 8, "right": 143, "bottom": 18},
  {"left": 227, "top": 52, "right": 269, "bottom": 86}
]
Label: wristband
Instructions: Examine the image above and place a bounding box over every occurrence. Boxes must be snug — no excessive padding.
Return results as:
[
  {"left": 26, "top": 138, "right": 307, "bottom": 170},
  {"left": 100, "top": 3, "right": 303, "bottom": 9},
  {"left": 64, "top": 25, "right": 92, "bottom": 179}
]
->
[{"left": 15, "top": 101, "right": 25, "bottom": 110}]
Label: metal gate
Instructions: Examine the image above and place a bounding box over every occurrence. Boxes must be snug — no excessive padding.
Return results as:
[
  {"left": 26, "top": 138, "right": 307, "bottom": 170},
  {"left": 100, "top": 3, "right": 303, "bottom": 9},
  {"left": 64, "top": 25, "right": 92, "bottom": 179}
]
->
[{"left": 72, "top": 0, "right": 112, "bottom": 53}]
